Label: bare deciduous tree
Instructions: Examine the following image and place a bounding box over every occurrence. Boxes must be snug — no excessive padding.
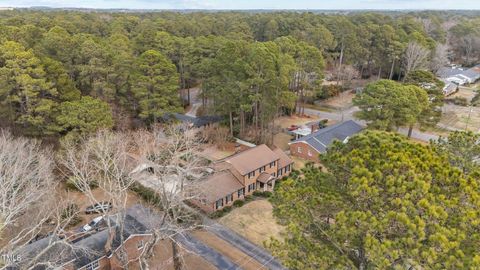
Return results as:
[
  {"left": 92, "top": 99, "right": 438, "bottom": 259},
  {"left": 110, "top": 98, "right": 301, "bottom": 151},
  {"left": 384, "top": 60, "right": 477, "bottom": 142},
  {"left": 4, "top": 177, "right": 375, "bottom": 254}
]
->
[
  {"left": 131, "top": 125, "right": 209, "bottom": 268},
  {"left": 0, "top": 131, "right": 57, "bottom": 256},
  {"left": 402, "top": 41, "right": 430, "bottom": 81},
  {"left": 60, "top": 130, "right": 137, "bottom": 267},
  {"left": 430, "top": 43, "right": 450, "bottom": 73}
]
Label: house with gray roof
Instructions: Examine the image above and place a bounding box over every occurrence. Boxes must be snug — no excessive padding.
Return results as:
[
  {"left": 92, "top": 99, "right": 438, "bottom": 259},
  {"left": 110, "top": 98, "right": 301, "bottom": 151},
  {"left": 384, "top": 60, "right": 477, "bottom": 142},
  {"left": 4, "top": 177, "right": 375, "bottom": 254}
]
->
[
  {"left": 289, "top": 120, "right": 364, "bottom": 162},
  {"left": 437, "top": 65, "right": 480, "bottom": 86}
]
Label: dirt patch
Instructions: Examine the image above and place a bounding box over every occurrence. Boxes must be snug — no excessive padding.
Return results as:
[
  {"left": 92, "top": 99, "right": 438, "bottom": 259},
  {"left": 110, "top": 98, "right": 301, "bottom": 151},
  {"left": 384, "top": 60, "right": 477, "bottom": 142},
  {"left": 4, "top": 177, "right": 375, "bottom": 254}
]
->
[
  {"left": 219, "top": 199, "right": 285, "bottom": 248},
  {"left": 191, "top": 230, "right": 268, "bottom": 270}
]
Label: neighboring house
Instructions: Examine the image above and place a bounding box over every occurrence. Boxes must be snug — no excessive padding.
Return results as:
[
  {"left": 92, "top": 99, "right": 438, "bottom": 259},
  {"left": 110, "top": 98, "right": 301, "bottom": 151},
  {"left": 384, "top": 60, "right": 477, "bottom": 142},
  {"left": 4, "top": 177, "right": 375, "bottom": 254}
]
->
[
  {"left": 442, "top": 80, "right": 458, "bottom": 96},
  {"left": 289, "top": 120, "right": 364, "bottom": 162},
  {"left": 192, "top": 144, "right": 293, "bottom": 213},
  {"left": 12, "top": 205, "right": 161, "bottom": 270},
  {"left": 437, "top": 65, "right": 480, "bottom": 86}
]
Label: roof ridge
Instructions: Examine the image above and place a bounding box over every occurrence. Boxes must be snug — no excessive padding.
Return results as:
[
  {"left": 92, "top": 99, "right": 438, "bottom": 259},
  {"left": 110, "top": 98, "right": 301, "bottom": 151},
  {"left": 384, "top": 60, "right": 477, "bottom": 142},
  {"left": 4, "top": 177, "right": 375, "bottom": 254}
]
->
[
  {"left": 294, "top": 120, "right": 357, "bottom": 142},
  {"left": 311, "top": 136, "right": 327, "bottom": 147}
]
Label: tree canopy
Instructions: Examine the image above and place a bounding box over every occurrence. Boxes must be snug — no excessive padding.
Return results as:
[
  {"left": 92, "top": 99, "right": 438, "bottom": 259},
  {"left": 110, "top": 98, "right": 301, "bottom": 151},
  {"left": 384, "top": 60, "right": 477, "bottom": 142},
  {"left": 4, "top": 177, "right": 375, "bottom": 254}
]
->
[
  {"left": 271, "top": 131, "right": 480, "bottom": 270},
  {"left": 353, "top": 80, "right": 429, "bottom": 134}
]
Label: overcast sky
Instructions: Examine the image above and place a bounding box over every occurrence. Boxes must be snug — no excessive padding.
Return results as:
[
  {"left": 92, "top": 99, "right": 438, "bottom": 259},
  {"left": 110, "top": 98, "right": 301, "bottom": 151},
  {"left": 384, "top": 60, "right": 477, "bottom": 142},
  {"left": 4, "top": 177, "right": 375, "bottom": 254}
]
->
[{"left": 0, "top": 0, "right": 478, "bottom": 10}]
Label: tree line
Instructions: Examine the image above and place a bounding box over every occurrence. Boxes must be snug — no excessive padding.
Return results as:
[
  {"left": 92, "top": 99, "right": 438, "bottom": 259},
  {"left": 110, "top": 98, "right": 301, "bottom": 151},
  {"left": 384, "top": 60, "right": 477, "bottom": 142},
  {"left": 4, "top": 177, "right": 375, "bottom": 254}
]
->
[{"left": 0, "top": 10, "right": 478, "bottom": 140}]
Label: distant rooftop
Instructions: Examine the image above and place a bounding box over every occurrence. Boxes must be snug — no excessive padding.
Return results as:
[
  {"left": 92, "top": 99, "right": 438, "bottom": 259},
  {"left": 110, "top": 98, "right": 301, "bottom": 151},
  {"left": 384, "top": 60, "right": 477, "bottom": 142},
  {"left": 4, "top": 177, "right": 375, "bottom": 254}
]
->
[{"left": 290, "top": 120, "right": 363, "bottom": 153}]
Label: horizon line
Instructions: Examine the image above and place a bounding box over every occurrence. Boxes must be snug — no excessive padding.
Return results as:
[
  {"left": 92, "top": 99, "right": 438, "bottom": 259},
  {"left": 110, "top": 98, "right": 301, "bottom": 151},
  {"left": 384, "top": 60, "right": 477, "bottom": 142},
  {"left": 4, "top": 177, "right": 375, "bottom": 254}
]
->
[{"left": 2, "top": 6, "right": 480, "bottom": 11}]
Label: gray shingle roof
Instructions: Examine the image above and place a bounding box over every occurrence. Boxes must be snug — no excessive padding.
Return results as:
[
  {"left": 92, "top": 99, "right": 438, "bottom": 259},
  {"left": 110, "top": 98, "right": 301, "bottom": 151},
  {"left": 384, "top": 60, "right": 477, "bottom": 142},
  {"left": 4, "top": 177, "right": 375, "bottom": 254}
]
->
[
  {"left": 437, "top": 66, "right": 480, "bottom": 82},
  {"left": 12, "top": 205, "right": 162, "bottom": 269},
  {"left": 291, "top": 120, "right": 363, "bottom": 153}
]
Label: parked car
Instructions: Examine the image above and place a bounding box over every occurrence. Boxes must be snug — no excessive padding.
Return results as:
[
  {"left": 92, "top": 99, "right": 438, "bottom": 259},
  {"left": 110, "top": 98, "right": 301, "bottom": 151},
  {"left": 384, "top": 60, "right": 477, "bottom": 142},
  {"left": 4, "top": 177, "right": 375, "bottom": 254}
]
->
[
  {"left": 81, "top": 216, "right": 104, "bottom": 232},
  {"left": 287, "top": 125, "right": 299, "bottom": 131},
  {"left": 85, "top": 201, "right": 112, "bottom": 214}
]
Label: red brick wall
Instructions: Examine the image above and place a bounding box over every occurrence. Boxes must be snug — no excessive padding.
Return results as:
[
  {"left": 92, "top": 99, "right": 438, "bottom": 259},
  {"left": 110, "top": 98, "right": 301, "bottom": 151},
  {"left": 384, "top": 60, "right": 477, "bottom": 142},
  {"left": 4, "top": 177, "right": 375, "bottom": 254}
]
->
[
  {"left": 289, "top": 142, "right": 320, "bottom": 163},
  {"left": 109, "top": 235, "right": 151, "bottom": 269}
]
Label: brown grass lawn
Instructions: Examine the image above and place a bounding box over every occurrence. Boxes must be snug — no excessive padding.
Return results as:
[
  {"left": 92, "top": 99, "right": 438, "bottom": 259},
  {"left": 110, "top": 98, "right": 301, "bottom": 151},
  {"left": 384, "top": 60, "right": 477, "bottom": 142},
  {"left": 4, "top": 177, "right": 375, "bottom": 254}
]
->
[
  {"left": 292, "top": 156, "right": 309, "bottom": 170},
  {"left": 440, "top": 106, "right": 480, "bottom": 132},
  {"left": 447, "top": 87, "right": 476, "bottom": 101},
  {"left": 200, "top": 144, "right": 236, "bottom": 161},
  {"left": 318, "top": 91, "right": 355, "bottom": 109},
  {"left": 277, "top": 114, "right": 320, "bottom": 129},
  {"left": 273, "top": 132, "right": 293, "bottom": 150},
  {"left": 191, "top": 230, "right": 268, "bottom": 270},
  {"left": 219, "top": 199, "right": 285, "bottom": 248}
]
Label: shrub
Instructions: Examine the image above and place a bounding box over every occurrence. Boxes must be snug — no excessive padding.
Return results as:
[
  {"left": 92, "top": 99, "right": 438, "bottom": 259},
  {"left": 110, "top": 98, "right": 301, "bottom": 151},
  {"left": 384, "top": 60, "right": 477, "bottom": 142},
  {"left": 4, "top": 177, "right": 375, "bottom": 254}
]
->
[
  {"left": 253, "top": 191, "right": 272, "bottom": 198},
  {"left": 65, "top": 177, "right": 80, "bottom": 191},
  {"left": 61, "top": 203, "right": 82, "bottom": 226},
  {"left": 451, "top": 96, "right": 469, "bottom": 106},
  {"left": 130, "top": 182, "right": 162, "bottom": 207},
  {"left": 209, "top": 206, "right": 233, "bottom": 219},
  {"left": 233, "top": 199, "right": 245, "bottom": 207},
  {"left": 244, "top": 195, "right": 254, "bottom": 202},
  {"left": 65, "top": 177, "right": 97, "bottom": 191}
]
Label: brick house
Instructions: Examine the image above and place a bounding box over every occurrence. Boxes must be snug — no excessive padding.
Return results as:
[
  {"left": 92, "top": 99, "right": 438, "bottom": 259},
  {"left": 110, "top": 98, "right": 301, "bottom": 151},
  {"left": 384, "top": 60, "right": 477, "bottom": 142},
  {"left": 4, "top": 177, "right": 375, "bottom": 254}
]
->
[
  {"left": 13, "top": 205, "right": 161, "bottom": 270},
  {"left": 289, "top": 120, "right": 363, "bottom": 162},
  {"left": 192, "top": 144, "right": 293, "bottom": 213}
]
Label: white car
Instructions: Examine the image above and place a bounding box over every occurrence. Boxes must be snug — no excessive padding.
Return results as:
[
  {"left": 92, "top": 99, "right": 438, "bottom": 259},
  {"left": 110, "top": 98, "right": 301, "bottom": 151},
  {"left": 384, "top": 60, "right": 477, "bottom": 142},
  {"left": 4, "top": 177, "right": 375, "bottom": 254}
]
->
[{"left": 81, "top": 216, "right": 104, "bottom": 232}]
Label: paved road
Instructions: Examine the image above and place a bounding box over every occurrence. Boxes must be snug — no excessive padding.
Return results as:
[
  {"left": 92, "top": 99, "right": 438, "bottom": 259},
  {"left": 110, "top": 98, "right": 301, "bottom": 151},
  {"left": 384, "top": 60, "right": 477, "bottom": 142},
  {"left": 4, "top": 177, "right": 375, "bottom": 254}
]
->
[
  {"left": 303, "top": 106, "right": 440, "bottom": 142},
  {"left": 185, "top": 88, "right": 201, "bottom": 117},
  {"left": 204, "top": 218, "right": 288, "bottom": 270},
  {"left": 175, "top": 232, "right": 241, "bottom": 269}
]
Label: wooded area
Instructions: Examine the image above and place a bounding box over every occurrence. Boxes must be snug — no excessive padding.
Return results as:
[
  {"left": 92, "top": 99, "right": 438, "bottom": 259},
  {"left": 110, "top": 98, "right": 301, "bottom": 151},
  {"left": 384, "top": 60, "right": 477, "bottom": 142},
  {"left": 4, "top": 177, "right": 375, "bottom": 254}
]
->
[{"left": 0, "top": 10, "right": 479, "bottom": 141}]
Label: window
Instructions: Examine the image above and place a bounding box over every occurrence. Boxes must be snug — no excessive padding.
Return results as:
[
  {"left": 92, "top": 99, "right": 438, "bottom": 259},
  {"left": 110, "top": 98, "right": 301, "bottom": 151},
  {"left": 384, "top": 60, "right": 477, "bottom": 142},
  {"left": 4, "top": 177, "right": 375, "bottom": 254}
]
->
[
  {"left": 308, "top": 150, "right": 312, "bottom": 157},
  {"left": 238, "top": 188, "right": 245, "bottom": 197},
  {"left": 248, "top": 171, "right": 256, "bottom": 178},
  {"left": 286, "top": 165, "right": 290, "bottom": 172},
  {"left": 137, "top": 240, "right": 145, "bottom": 250},
  {"left": 86, "top": 260, "right": 99, "bottom": 270},
  {"left": 215, "top": 198, "right": 223, "bottom": 209},
  {"left": 269, "top": 161, "right": 275, "bottom": 168},
  {"left": 248, "top": 183, "right": 256, "bottom": 192},
  {"left": 278, "top": 169, "right": 283, "bottom": 176},
  {"left": 297, "top": 146, "right": 302, "bottom": 153},
  {"left": 272, "top": 172, "right": 276, "bottom": 177},
  {"left": 259, "top": 166, "right": 266, "bottom": 173},
  {"left": 225, "top": 193, "right": 233, "bottom": 204}
]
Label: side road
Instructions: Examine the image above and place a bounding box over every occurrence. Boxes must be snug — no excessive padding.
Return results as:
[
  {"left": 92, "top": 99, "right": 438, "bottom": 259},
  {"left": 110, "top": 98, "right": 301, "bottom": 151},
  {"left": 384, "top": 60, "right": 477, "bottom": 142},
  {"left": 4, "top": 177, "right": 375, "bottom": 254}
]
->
[
  {"left": 203, "top": 218, "right": 288, "bottom": 270},
  {"left": 175, "top": 232, "right": 240, "bottom": 269}
]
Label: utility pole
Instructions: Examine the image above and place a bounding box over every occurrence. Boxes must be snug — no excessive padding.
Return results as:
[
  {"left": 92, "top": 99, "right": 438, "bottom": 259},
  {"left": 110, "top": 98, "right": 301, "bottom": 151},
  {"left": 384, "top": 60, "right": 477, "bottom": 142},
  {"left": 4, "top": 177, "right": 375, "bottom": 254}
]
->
[{"left": 465, "top": 105, "right": 473, "bottom": 131}]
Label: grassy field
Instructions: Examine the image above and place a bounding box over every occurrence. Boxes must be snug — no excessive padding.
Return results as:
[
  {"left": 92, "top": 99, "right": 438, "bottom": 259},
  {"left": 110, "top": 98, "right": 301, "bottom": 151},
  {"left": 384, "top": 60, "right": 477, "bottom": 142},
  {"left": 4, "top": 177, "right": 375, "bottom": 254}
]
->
[
  {"left": 440, "top": 106, "right": 480, "bottom": 132},
  {"left": 219, "top": 199, "right": 285, "bottom": 248}
]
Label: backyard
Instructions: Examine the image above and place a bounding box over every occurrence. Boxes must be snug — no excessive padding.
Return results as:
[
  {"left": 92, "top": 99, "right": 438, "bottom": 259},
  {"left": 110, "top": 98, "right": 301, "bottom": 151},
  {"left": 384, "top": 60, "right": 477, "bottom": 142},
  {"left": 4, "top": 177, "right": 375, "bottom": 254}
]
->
[{"left": 219, "top": 199, "right": 285, "bottom": 248}]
